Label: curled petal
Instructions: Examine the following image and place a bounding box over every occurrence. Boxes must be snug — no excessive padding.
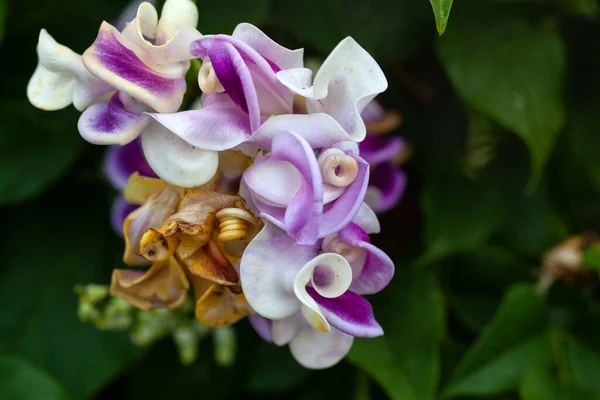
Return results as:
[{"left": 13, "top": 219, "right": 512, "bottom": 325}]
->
[
  {"left": 308, "top": 288, "right": 383, "bottom": 338},
  {"left": 141, "top": 121, "right": 219, "bottom": 188},
  {"left": 139, "top": 228, "right": 178, "bottom": 262},
  {"left": 293, "top": 253, "right": 353, "bottom": 332},
  {"left": 123, "top": 186, "right": 180, "bottom": 265},
  {"left": 338, "top": 223, "right": 394, "bottom": 295},
  {"left": 156, "top": 0, "right": 199, "bottom": 44},
  {"left": 189, "top": 276, "right": 252, "bottom": 327},
  {"left": 289, "top": 324, "right": 353, "bottom": 369},
  {"left": 78, "top": 92, "right": 151, "bottom": 145},
  {"left": 110, "top": 257, "right": 189, "bottom": 310},
  {"left": 277, "top": 37, "right": 388, "bottom": 141},
  {"left": 319, "top": 154, "right": 369, "bottom": 237},
  {"left": 27, "top": 29, "right": 110, "bottom": 111},
  {"left": 103, "top": 139, "right": 157, "bottom": 191},
  {"left": 240, "top": 223, "right": 319, "bottom": 320},
  {"left": 83, "top": 22, "right": 187, "bottom": 113}
]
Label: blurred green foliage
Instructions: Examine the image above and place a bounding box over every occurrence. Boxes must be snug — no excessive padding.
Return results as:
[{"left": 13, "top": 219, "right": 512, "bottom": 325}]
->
[{"left": 1, "top": 0, "right": 600, "bottom": 399}]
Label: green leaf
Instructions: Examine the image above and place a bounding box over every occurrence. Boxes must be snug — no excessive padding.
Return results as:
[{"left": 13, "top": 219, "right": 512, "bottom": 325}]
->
[
  {"left": 0, "top": 104, "right": 83, "bottom": 206},
  {"left": 270, "top": 0, "right": 433, "bottom": 62},
  {"left": 583, "top": 246, "right": 600, "bottom": 271},
  {"left": 422, "top": 173, "right": 505, "bottom": 262},
  {"left": 0, "top": 186, "right": 141, "bottom": 398},
  {"left": 0, "top": 0, "right": 6, "bottom": 45},
  {"left": 442, "top": 284, "right": 553, "bottom": 398},
  {"left": 348, "top": 266, "right": 445, "bottom": 400},
  {"left": 0, "top": 356, "right": 70, "bottom": 400},
  {"left": 520, "top": 367, "right": 600, "bottom": 400},
  {"left": 196, "top": 0, "right": 270, "bottom": 33},
  {"left": 437, "top": 8, "right": 566, "bottom": 187},
  {"left": 429, "top": 0, "right": 453, "bottom": 35},
  {"left": 565, "top": 337, "right": 600, "bottom": 393}
]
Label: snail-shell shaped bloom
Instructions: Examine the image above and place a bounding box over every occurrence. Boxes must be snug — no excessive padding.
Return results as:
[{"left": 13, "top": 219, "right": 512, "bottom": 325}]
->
[
  {"left": 27, "top": 30, "right": 112, "bottom": 112},
  {"left": 240, "top": 222, "right": 383, "bottom": 338},
  {"left": 242, "top": 130, "right": 369, "bottom": 245},
  {"left": 276, "top": 37, "right": 388, "bottom": 142}
]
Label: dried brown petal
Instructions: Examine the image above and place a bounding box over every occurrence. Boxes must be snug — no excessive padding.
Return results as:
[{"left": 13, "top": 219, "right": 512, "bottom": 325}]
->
[
  {"left": 189, "top": 276, "right": 252, "bottom": 327},
  {"left": 183, "top": 239, "right": 239, "bottom": 286}
]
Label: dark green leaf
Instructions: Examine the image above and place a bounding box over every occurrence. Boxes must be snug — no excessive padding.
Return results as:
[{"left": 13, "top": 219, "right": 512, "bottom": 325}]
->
[
  {"left": 0, "top": 104, "right": 83, "bottom": 205},
  {"left": 0, "top": 185, "right": 141, "bottom": 398},
  {"left": 437, "top": 8, "right": 566, "bottom": 186},
  {"left": 0, "top": 0, "right": 6, "bottom": 45},
  {"left": 429, "top": 0, "right": 453, "bottom": 34},
  {"left": 0, "top": 356, "right": 70, "bottom": 400},
  {"left": 348, "top": 266, "right": 444, "bottom": 400},
  {"left": 442, "top": 285, "right": 552, "bottom": 398},
  {"left": 565, "top": 337, "right": 600, "bottom": 393},
  {"left": 520, "top": 367, "right": 600, "bottom": 400}
]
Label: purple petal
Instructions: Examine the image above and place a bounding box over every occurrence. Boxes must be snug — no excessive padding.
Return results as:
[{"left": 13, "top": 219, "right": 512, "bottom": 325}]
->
[
  {"left": 78, "top": 92, "right": 151, "bottom": 145},
  {"left": 359, "top": 136, "right": 405, "bottom": 167},
  {"left": 308, "top": 288, "right": 383, "bottom": 338},
  {"left": 149, "top": 94, "right": 252, "bottom": 151},
  {"left": 248, "top": 314, "right": 273, "bottom": 343},
  {"left": 368, "top": 162, "right": 407, "bottom": 213},
  {"left": 360, "top": 100, "right": 385, "bottom": 124},
  {"left": 103, "top": 138, "right": 157, "bottom": 191},
  {"left": 110, "top": 195, "right": 138, "bottom": 237},
  {"left": 239, "top": 222, "right": 319, "bottom": 319},
  {"left": 319, "top": 154, "right": 369, "bottom": 237},
  {"left": 82, "top": 22, "right": 187, "bottom": 113},
  {"left": 338, "top": 223, "right": 395, "bottom": 295}
]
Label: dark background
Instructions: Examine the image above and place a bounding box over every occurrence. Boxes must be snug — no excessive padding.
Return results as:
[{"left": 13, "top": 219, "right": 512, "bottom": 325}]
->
[{"left": 1, "top": 0, "right": 600, "bottom": 399}]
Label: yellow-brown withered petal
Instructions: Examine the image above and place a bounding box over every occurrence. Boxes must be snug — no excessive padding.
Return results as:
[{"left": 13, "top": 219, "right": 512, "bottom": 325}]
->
[
  {"left": 123, "top": 186, "right": 180, "bottom": 266},
  {"left": 110, "top": 257, "right": 189, "bottom": 311},
  {"left": 183, "top": 239, "right": 239, "bottom": 285},
  {"left": 139, "top": 228, "right": 179, "bottom": 262},
  {"left": 192, "top": 279, "right": 252, "bottom": 327},
  {"left": 123, "top": 172, "right": 169, "bottom": 205}
]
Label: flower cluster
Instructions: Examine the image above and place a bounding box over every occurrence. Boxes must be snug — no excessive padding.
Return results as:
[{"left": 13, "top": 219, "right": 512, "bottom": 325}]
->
[{"left": 29, "top": 0, "right": 400, "bottom": 369}]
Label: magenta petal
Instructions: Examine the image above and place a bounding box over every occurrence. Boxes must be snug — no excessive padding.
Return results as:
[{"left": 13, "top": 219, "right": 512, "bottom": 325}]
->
[
  {"left": 249, "top": 314, "right": 273, "bottom": 343},
  {"left": 369, "top": 162, "right": 407, "bottom": 213},
  {"left": 150, "top": 94, "right": 252, "bottom": 151},
  {"left": 110, "top": 196, "right": 138, "bottom": 237},
  {"left": 78, "top": 92, "right": 151, "bottom": 145},
  {"left": 359, "top": 136, "right": 405, "bottom": 167},
  {"left": 319, "top": 154, "right": 369, "bottom": 237},
  {"left": 307, "top": 288, "right": 383, "bottom": 338},
  {"left": 338, "top": 223, "right": 395, "bottom": 295},
  {"left": 103, "top": 139, "right": 157, "bottom": 190}
]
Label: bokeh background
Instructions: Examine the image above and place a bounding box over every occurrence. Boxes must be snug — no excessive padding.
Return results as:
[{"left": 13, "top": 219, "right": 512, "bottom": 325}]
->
[{"left": 2, "top": 0, "right": 600, "bottom": 399}]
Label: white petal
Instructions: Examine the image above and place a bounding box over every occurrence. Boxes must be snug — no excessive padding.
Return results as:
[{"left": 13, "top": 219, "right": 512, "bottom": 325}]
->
[
  {"left": 293, "top": 253, "right": 353, "bottom": 332},
  {"left": 141, "top": 121, "right": 218, "bottom": 187},
  {"left": 352, "top": 203, "right": 381, "bottom": 234},
  {"left": 271, "top": 314, "right": 303, "bottom": 346},
  {"left": 156, "top": 0, "right": 199, "bottom": 44},
  {"left": 289, "top": 325, "right": 354, "bottom": 369},
  {"left": 243, "top": 160, "right": 301, "bottom": 207}
]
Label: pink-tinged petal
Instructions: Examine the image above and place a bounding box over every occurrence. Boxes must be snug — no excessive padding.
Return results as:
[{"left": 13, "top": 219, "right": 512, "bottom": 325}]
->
[
  {"left": 103, "top": 138, "right": 157, "bottom": 191},
  {"left": 78, "top": 92, "right": 151, "bottom": 145},
  {"left": 319, "top": 154, "right": 369, "bottom": 237},
  {"left": 368, "top": 163, "right": 407, "bottom": 213},
  {"left": 289, "top": 324, "right": 353, "bottom": 369},
  {"left": 359, "top": 136, "right": 404, "bottom": 167},
  {"left": 27, "top": 30, "right": 111, "bottom": 111},
  {"left": 277, "top": 37, "right": 388, "bottom": 141},
  {"left": 82, "top": 22, "right": 187, "bottom": 113},
  {"left": 141, "top": 121, "right": 219, "bottom": 187},
  {"left": 247, "top": 113, "right": 352, "bottom": 150},
  {"left": 249, "top": 314, "right": 273, "bottom": 343},
  {"left": 240, "top": 223, "right": 319, "bottom": 320},
  {"left": 338, "top": 223, "right": 394, "bottom": 295},
  {"left": 149, "top": 94, "right": 252, "bottom": 151},
  {"left": 110, "top": 195, "right": 138, "bottom": 237},
  {"left": 352, "top": 203, "right": 380, "bottom": 234},
  {"left": 293, "top": 253, "right": 353, "bottom": 333},
  {"left": 308, "top": 288, "right": 383, "bottom": 338},
  {"left": 232, "top": 23, "right": 303, "bottom": 70},
  {"left": 360, "top": 100, "right": 385, "bottom": 124}
]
